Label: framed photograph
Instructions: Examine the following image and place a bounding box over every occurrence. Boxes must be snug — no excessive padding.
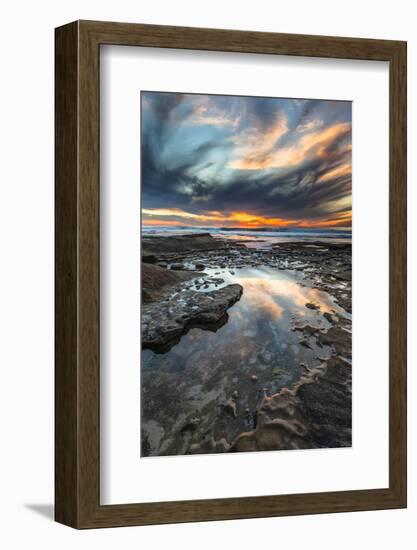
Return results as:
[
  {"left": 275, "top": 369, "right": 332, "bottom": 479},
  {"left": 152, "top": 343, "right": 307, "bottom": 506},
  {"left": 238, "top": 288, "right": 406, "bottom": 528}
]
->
[{"left": 55, "top": 20, "right": 407, "bottom": 528}]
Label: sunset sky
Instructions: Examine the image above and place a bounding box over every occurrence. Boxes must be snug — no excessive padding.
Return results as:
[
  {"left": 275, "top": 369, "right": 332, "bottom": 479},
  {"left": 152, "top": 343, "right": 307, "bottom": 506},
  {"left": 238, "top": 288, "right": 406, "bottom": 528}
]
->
[{"left": 141, "top": 91, "right": 352, "bottom": 229}]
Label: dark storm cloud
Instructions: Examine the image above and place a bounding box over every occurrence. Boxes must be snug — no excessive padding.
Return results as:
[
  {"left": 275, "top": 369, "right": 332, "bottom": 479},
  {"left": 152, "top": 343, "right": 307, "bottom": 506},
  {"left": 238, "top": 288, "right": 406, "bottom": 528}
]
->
[{"left": 141, "top": 91, "right": 352, "bottom": 226}]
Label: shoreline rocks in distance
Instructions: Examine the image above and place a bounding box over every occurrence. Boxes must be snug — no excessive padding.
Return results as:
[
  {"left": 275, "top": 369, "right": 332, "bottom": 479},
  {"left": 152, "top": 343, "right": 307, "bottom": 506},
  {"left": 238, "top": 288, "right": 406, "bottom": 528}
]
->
[{"left": 142, "top": 232, "right": 226, "bottom": 259}]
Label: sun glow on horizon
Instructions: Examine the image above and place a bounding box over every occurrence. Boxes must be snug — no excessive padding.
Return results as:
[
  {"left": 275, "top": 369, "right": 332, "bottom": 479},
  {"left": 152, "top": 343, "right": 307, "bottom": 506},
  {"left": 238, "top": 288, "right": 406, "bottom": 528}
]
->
[{"left": 142, "top": 207, "right": 351, "bottom": 229}]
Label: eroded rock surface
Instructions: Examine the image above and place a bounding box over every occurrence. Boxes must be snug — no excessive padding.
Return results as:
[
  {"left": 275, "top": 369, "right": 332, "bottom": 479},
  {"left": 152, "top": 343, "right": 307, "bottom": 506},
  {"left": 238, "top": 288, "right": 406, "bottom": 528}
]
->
[
  {"left": 142, "top": 283, "right": 243, "bottom": 352},
  {"left": 142, "top": 232, "right": 225, "bottom": 259},
  {"left": 230, "top": 355, "right": 351, "bottom": 452},
  {"left": 142, "top": 263, "right": 196, "bottom": 304}
]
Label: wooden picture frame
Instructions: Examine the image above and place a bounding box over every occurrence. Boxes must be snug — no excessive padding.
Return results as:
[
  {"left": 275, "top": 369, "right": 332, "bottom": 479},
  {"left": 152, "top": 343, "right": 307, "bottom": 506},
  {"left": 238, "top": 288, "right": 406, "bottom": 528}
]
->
[{"left": 55, "top": 20, "right": 407, "bottom": 528}]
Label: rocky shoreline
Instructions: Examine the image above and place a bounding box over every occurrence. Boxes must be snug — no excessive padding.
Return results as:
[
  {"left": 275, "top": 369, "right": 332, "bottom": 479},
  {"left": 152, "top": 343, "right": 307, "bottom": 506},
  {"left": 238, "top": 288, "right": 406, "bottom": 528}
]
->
[
  {"left": 141, "top": 232, "right": 352, "bottom": 456},
  {"left": 142, "top": 283, "right": 243, "bottom": 352}
]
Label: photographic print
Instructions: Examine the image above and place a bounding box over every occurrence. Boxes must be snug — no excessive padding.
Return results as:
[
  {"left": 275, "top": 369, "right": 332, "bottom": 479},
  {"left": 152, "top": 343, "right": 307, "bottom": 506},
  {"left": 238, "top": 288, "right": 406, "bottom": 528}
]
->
[{"left": 141, "top": 91, "right": 352, "bottom": 457}]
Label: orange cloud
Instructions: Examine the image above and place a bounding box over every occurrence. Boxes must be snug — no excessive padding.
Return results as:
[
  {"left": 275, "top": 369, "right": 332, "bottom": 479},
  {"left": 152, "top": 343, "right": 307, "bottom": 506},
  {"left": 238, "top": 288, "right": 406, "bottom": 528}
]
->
[
  {"left": 317, "top": 162, "right": 352, "bottom": 182},
  {"left": 141, "top": 219, "right": 185, "bottom": 227},
  {"left": 297, "top": 210, "right": 352, "bottom": 228},
  {"left": 230, "top": 122, "right": 351, "bottom": 171},
  {"left": 228, "top": 212, "right": 294, "bottom": 227},
  {"left": 142, "top": 207, "right": 224, "bottom": 223},
  {"left": 188, "top": 99, "right": 240, "bottom": 128},
  {"left": 142, "top": 207, "right": 352, "bottom": 229},
  {"left": 229, "top": 114, "right": 288, "bottom": 170},
  {"left": 297, "top": 119, "right": 324, "bottom": 133}
]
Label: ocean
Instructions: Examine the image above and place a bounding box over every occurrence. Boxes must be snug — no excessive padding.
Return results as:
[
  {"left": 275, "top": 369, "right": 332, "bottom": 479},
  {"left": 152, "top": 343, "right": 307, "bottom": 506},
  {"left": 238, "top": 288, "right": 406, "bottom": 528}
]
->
[{"left": 141, "top": 225, "right": 352, "bottom": 247}]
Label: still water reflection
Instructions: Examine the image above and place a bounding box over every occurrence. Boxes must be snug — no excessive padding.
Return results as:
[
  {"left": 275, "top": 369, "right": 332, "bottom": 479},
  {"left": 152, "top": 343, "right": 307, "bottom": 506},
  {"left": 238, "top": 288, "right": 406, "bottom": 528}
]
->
[{"left": 141, "top": 266, "right": 347, "bottom": 455}]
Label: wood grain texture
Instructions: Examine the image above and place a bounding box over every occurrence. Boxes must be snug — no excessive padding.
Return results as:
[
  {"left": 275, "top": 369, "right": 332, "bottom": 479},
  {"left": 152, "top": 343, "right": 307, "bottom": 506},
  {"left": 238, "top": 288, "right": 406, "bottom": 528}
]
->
[
  {"left": 55, "top": 20, "right": 407, "bottom": 529},
  {"left": 55, "top": 21, "right": 79, "bottom": 527},
  {"left": 388, "top": 41, "right": 407, "bottom": 504}
]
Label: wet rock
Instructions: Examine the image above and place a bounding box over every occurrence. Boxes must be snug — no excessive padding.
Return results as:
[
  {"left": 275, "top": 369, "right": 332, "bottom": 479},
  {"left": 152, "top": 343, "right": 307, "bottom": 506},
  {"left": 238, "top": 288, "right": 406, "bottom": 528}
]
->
[
  {"left": 221, "top": 398, "right": 237, "bottom": 418},
  {"left": 243, "top": 315, "right": 350, "bottom": 448},
  {"left": 142, "top": 233, "right": 226, "bottom": 256},
  {"left": 259, "top": 349, "right": 273, "bottom": 364},
  {"left": 181, "top": 416, "right": 201, "bottom": 432},
  {"left": 206, "top": 277, "right": 224, "bottom": 285},
  {"left": 189, "top": 436, "right": 230, "bottom": 454},
  {"left": 305, "top": 302, "right": 320, "bottom": 310},
  {"left": 142, "top": 284, "right": 243, "bottom": 352},
  {"left": 171, "top": 262, "right": 185, "bottom": 270},
  {"left": 323, "top": 311, "right": 336, "bottom": 324},
  {"left": 232, "top": 390, "right": 239, "bottom": 399},
  {"left": 195, "top": 262, "right": 205, "bottom": 270},
  {"left": 214, "top": 438, "right": 231, "bottom": 452},
  {"left": 141, "top": 431, "right": 152, "bottom": 457},
  {"left": 244, "top": 410, "right": 258, "bottom": 430},
  {"left": 231, "top": 416, "right": 309, "bottom": 452},
  {"left": 293, "top": 323, "right": 321, "bottom": 337},
  {"left": 142, "top": 263, "right": 195, "bottom": 304},
  {"left": 251, "top": 375, "right": 258, "bottom": 382},
  {"left": 230, "top": 353, "right": 351, "bottom": 452},
  {"left": 296, "top": 357, "right": 352, "bottom": 448},
  {"left": 299, "top": 339, "right": 313, "bottom": 349},
  {"left": 141, "top": 236, "right": 352, "bottom": 457},
  {"left": 189, "top": 438, "right": 215, "bottom": 455},
  {"left": 317, "top": 325, "right": 351, "bottom": 359},
  {"left": 142, "top": 254, "right": 156, "bottom": 263}
]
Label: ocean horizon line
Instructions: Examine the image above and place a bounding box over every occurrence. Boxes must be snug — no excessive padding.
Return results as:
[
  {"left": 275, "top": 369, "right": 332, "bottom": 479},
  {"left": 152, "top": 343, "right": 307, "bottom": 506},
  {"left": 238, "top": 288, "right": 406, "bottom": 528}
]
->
[{"left": 141, "top": 225, "right": 352, "bottom": 232}]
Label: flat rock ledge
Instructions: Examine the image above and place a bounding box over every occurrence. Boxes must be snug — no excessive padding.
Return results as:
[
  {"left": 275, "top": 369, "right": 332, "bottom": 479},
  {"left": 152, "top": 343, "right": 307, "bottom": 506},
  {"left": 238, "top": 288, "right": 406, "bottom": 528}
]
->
[{"left": 142, "top": 283, "right": 243, "bottom": 352}]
